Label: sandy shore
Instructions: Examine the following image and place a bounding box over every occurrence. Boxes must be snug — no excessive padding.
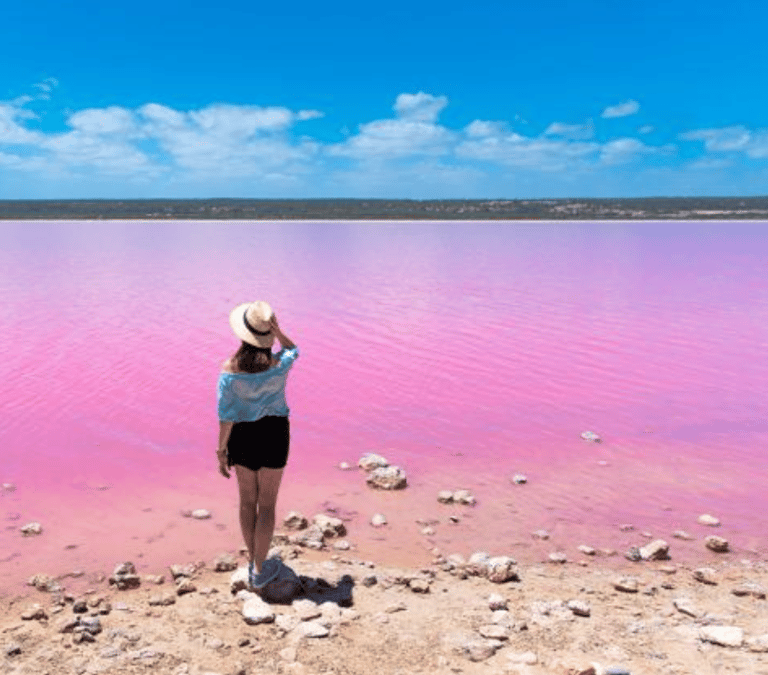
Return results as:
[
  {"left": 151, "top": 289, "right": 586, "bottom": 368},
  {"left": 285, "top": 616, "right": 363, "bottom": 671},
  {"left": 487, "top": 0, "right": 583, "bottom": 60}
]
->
[{"left": 3, "top": 516, "right": 768, "bottom": 675}]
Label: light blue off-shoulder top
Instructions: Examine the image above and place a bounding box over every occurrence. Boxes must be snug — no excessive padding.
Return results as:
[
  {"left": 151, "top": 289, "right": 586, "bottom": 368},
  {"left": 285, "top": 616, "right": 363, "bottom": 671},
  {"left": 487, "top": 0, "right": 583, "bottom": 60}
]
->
[{"left": 217, "top": 347, "right": 299, "bottom": 423}]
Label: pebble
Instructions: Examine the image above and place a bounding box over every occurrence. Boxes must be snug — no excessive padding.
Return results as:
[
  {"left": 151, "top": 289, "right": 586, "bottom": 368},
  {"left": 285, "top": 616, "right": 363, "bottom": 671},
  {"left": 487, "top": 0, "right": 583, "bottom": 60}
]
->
[
  {"left": 408, "top": 578, "right": 430, "bottom": 593},
  {"left": 1, "top": 483, "right": 16, "bottom": 492},
  {"left": 698, "top": 514, "right": 721, "bottom": 527},
  {"left": 567, "top": 600, "right": 591, "bottom": 617},
  {"left": 548, "top": 552, "right": 568, "bottom": 564},
  {"left": 190, "top": 509, "right": 211, "bottom": 520},
  {"left": 5, "top": 642, "right": 22, "bottom": 656},
  {"left": 613, "top": 577, "right": 639, "bottom": 593},
  {"left": 511, "top": 473, "right": 527, "bottom": 484},
  {"left": 673, "top": 530, "right": 694, "bottom": 540},
  {"left": 421, "top": 526, "right": 435, "bottom": 536},
  {"left": 732, "top": 582, "right": 767, "bottom": 599},
  {"left": 700, "top": 625, "right": 744, "bottom": 648},
  {"left": 437, "top": 490, "right": 454, "bottom": 504},
  {"left": 693, "top": 568, "right": 718, "bottom": 585},
  {"left": 21, "top": 604, "right": 48, "bottom": 620},
  {"left": 705, "top": 535, "right": 729, "bottom": 553},
  {"left": 580, "top": 430, "right": 602, "bottom": 442},
  {"left": 577, "top": 545, "right": 596, "bottom": 556},
  {"left": 333, "top": 540, "right": 351, "bottom": 551},
  {"left": 338, "top": 462, "right": 351, "bottom": 470},
  {"left": 532, "top": 529, "right": 550, "bottom": 540},
  {"left": 20, "top": 522, "right": 42, "bottom": 536},
  {"left": 370, "top": 513, "right": 387, "bottom": 527},
  {"left": 176, "top": 578, "right": 196, "bottom": 595},
  {"left": 478, "top": 624, "right": 509, "bottom": 640},
  {"left": 148, "top": 593, "right": 176, "bottom": 606},
  {"left": 673, "top": 597, "right": 699, "bottom": 617},
  {"left": 213, "top": 553, "right": 238, "bottom": 572}
]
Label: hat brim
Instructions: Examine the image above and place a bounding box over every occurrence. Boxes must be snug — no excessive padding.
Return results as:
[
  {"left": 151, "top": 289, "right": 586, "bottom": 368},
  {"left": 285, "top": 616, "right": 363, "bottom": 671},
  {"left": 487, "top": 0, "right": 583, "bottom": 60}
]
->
[{"left": 229, "top": 302, "right": 275, "bottom": 348}]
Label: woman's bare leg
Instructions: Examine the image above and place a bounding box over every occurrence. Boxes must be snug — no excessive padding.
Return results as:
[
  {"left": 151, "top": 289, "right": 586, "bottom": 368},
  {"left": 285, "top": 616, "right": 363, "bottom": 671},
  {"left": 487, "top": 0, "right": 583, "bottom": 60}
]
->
[
  {"left": 252, "top": 467, "right": 284, "bottom": 572},
  {"left": 234, "top": 465, "right": 259, "bottom": 563}
]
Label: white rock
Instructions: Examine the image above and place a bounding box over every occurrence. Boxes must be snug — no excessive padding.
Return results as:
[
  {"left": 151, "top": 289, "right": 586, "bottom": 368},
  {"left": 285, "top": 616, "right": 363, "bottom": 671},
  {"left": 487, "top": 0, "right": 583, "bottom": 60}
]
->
[
  {"left": 230, "top": 567, "right": 249, "bottom": 594},
  {"left": 548, "top": 552, "right": 567, "bottom": 564},
  {"left": 577, "top": 545, "right": 596, "bottom": 556},
  {"left": 488, "top": 593, "right": 508, "bottom": 611},
  {"left": 338, "top": 462, "right": 351, "bottom": 470},
  {"left": 293, "top": 599, "right": 322, "bottom": 621},
  {"left": 511, "top": 474, "right": 527, "bottom": 484},
  {"left": 242, "top": 597, "right": 275, "bottom": 625},
  {"left": 370, "top": 513, "right": 387, "bottom": 527},
  {"left": 613, "top": 577, "right": 639, "bottom": 593},
  {"left": 532, "top": 529, "right": 550, "bottom": 540},
  {"left": 190, "top": 509, "right": 211, "bottom": 520},
  {"left": 2, "top": 483, "right": 16, "bottom": 492},
  {"left": 20, "top": 522, "right": 42, "bottom": 536},
  {"left": 478, "top": 624, "right": 509, "bottom": 640},
  {"left": 747, "top": 635, "right": 768, "bottom": 652},
  {"left": 358, "top": 453, "right": 389, "bottom": 471},
  {"left": 487, "top": 556, "right": 519, "bottom": 583},
  {"left": 693, "top": 567, "right": 718, "bottom": 585},
  {"left": 437, "top": 490, "right": 454, "bottom": 504},
  {"left": 705, "top": 535, "right": 729, "bottom": 553},
  {"left": 580, "top": 430, "right": 602, "bottom": 443},
  {"left": 673, "top": 530, "right": 694, "bottom": 540},
  {"left": 639, "top": 539, "right": 670, "bottom": 561},
  {"left": 313, "top": 514, "right": 346, "bottom": 537},
  {"left": 295, "top": 621, "right": 329, "bottom": 638},
  {"left": 506, "top": 651, "right": 538, "bottom": 665},
  {"left": 366, "top": 466, "right": 407, "bottom": 490},
  {"left": 283, "top": 511, "right": 308, "bottom": 530},
  {"left": 700, "top": 626, "right": 744, "bottom": 648},
  {"left": 698, "top": 514, "right": 721, "bottom": 527},
  {"left": 452, "top": 489, "right": 476, "bottom": 505}
]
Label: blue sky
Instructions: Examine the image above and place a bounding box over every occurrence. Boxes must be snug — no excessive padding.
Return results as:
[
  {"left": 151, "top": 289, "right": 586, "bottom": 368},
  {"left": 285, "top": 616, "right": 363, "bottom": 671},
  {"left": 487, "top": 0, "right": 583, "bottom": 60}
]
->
[{"left": 1, "top": 0, "right": 767, "bottom": 199}]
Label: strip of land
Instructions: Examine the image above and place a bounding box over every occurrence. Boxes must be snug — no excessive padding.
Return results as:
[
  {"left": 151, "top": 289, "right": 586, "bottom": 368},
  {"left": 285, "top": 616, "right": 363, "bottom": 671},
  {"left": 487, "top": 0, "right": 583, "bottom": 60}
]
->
[{"left": 2, "top": 197, "right": 768, "bottom": 220}]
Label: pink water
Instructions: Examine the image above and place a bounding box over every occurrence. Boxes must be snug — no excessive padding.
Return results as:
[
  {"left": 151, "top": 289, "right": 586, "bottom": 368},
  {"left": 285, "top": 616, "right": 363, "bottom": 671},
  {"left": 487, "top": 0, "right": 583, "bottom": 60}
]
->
[{"left": 2, "top": 220, "right": 768, "bottom": 596}]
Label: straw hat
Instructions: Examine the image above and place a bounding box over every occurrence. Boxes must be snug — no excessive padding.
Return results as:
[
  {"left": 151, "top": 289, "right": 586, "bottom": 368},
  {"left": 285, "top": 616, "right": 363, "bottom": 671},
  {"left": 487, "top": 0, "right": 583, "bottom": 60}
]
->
[{"left": 229, "top": 301, "right": 275, "bottom": 348}]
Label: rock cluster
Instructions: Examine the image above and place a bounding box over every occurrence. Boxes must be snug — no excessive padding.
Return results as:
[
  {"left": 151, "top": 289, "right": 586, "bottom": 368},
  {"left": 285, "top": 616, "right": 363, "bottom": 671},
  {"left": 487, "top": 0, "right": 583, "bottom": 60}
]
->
[
  {"left": 109, "top": 562, "right": 141, "bottom": 590},
  {"left": 358, "top": 453, "right": 408, "bottom": 489}
]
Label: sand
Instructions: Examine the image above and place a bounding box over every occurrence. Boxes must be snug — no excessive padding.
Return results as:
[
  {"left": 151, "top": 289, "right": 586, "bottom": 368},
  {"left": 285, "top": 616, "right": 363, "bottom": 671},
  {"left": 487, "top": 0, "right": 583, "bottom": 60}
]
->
[{"left": 3, "top": 529, "right": 768, "bottom": 675}]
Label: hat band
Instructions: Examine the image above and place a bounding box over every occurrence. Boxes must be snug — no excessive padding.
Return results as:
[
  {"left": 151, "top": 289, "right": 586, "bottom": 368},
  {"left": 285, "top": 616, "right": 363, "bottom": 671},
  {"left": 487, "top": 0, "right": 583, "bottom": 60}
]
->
[{"left": 243, "top": 309, "right": 272, "bottom": 337}]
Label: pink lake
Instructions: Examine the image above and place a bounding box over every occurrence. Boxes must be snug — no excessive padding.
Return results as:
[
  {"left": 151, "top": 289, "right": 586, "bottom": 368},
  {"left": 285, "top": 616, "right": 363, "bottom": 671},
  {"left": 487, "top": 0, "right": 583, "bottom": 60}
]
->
[{"left": 1, "top": 219, "right": 768, "bottom": 597}]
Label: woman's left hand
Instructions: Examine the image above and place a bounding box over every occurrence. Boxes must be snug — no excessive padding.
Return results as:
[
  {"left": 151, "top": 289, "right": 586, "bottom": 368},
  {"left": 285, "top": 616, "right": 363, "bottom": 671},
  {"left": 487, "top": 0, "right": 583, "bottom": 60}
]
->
[{"left": 217, "top": 451, "right": 230, "bottom": 478}]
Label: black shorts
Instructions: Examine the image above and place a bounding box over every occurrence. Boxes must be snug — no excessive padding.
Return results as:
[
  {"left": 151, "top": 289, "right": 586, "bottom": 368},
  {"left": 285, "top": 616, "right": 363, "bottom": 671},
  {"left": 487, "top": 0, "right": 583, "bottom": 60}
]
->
[{"left": 227, "top": 416, "right": 290, "bottom": 471}]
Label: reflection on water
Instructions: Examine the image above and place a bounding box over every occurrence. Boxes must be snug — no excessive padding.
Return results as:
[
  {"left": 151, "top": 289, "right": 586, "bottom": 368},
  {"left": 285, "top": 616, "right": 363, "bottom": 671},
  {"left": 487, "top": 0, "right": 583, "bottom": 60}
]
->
[{"left": 1, "top": 220, "right": 768, "bottom": 585}]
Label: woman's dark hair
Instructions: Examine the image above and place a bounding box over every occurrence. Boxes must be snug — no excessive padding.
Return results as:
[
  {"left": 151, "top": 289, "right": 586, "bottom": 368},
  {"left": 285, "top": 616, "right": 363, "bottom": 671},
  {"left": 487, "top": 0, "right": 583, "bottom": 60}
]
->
[{"left": 233, "top": 342, "right": 273, "bottom": 373}]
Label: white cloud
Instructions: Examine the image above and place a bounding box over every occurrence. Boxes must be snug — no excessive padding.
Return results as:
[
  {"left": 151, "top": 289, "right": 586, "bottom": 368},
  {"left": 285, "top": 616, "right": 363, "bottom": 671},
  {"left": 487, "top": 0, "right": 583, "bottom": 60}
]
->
[
  {"left": 544, "top": 121, "right": 594, "bottom": 140},
  {"left": 393, "top": 92, "right": 448, "bottom": 123},
  {"left": 680, "top": 125, "right": 768, "bottom": 158},
  {"left": 0, "top": 103, "right": 43, "bottom": 144},
  {"left": 464, "top": 120, "right": 508, "bottom": 138},
  {"left": 68, "top": 107, "right": 138, "bottom": 135},
  {"left": 638, "top": 125, "right": 654, "bottom": 134},
  {"left": 328, "top": 92, "right": 454, "bottom": 160},
  {"left": 601, "top": 100, "right": 640, "bottom": 118},
  {"left": 297, "top": 109, "right": 324, "bottom": 121}
]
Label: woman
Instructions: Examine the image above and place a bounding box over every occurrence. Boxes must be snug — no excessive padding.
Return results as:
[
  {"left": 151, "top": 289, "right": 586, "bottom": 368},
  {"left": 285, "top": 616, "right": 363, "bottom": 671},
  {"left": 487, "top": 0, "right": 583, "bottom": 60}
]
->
[{"left": 216, "top": 301, "right": 299, "bottom": 591}]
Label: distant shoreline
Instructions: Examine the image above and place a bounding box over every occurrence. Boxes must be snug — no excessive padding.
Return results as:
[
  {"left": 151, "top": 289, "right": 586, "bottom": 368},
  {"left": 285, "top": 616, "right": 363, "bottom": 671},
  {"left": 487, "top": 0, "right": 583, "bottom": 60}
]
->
[{"left": 2, "top": 197, "right": 768, "bottom": 221}]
